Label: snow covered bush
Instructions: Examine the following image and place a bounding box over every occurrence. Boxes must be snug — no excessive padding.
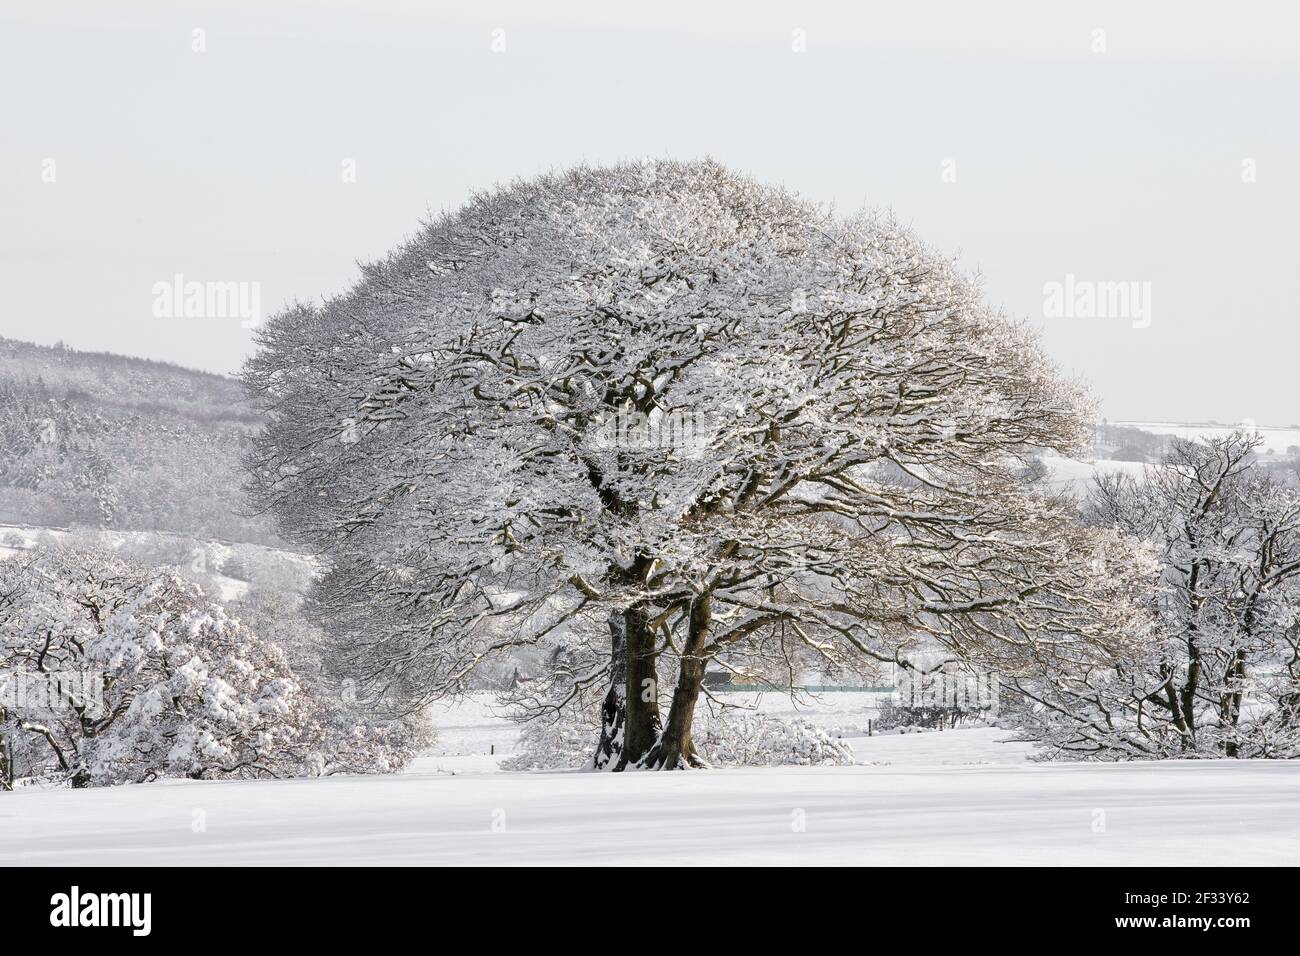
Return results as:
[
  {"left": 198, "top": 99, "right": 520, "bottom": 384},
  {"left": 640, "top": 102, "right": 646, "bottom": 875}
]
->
[
  {"left": 500, "top": 710, "right": 595, "bottom": 771},
  {"left": 232, "top": 590, "right": 433, "bottom": 776},
  {"left": 502, "top": 707, "right": 853, "bottom": 770},
  {"left": 0, "top": 547, "right": 304, "bottom": 787},
  {"left": 695, "top": 712, "right": 855, "bottom": 767},
  {"left": 874, "top": 698, "right": 968, "bottom": 732},
  {"left": 875, "top": 668, "right": 1000, "bottom": 731},
  {"left": 0, "top": 547, "right": 423, "bottom": 788}
]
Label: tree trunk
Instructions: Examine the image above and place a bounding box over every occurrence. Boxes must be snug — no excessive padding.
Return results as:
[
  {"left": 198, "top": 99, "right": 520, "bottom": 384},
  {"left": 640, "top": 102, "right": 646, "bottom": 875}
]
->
[
  {"left": 593, "top": 611, "right": 627, "bottom": 770},
  {"left": 1222, "top": 648, "right": 1248, "bottom": 758},
  {"left": 594, "top": 607, "right": 661, "bottom": 770},
  {"left": 0, "top": 725, "right": 12, "bottom": 792},
  {"left": 641, "top": 596, "right": 711, "bottom": 770},
  {"left": 620, "top": 605, "right": 662, "bottom": 767}
]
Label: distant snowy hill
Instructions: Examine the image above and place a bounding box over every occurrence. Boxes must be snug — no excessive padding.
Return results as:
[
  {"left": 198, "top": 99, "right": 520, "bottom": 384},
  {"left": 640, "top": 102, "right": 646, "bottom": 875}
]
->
[
  {"left": 1114, "top": 420, "right": 1300, "bottom": 457},
  {"left": 0, "top": 337, "right": 279, "bottom": 545},
  {"left": 1043, "top": 418, "right": 1300, "bottom": 502}
]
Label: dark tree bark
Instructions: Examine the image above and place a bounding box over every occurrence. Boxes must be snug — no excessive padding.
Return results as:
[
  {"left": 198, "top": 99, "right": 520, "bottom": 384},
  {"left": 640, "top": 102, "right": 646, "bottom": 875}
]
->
[
  {"left": 0, "top": 721, "right": 12, "bottom": 792},
  {"left": 620, "top": 605, "right": 662, "bottom": 767},
  {"left": 594, "top": 606, "right": 661, "bottom": 770},
  {"left": 641, "top": 596, "right": 711, "bottom": 770},
  {"left": 593, "top": 611, "right": 628, "bottom": 770}
]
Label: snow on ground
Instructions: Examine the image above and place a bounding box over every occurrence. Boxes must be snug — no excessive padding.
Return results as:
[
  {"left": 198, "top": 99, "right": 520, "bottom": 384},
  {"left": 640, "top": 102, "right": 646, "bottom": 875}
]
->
[
  {"left": 4, "top": 751, "right": 1295, "bottom": 866},
  {"left": 409, "top": 691, "right": 1026, "bottom": 773},
  {"left": 848, "top": 726, "right": 1035, "bottom": 766},
  {"left": 1040, "top": 454, "right": 1146, "bottom": 498},
  {"left": 6, "top": 694, "right": 1296, "bottom": 866},
  {"left": 406, "top": 695, "right": 519, "bottom": 775}
]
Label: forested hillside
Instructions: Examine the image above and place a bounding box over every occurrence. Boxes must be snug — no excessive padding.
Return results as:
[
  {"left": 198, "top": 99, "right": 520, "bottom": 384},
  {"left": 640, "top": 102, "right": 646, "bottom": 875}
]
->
[{"left": 0, "top": 337, "right": 278, "bottom": 544}]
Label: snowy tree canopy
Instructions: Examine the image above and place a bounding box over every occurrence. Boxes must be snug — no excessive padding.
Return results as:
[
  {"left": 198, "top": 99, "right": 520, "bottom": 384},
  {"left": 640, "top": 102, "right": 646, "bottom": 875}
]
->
[{"left": 245, "top": 159, "right": 1144, "bottom": 769}]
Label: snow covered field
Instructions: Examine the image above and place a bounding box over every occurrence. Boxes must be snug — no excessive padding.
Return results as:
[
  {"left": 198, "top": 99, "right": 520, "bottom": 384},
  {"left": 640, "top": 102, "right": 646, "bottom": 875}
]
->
[
  {"left": 1115, "top": 421, "right": 1300, "bottom": 456},
  {"left": 1040, "top": 454, "right": 1146, "bottom": 497},
  {"left": 4, "top": 695, "right": 1297, "bottom": 866},
  {"left": 0, "top": 523, "right": 315, "bottom": 602}
]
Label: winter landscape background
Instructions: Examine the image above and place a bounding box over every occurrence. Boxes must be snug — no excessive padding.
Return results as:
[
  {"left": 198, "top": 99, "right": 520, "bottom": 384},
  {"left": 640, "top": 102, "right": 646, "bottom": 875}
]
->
[{"left": 3, "top": 3, "right": 1299, "bottom": 867}]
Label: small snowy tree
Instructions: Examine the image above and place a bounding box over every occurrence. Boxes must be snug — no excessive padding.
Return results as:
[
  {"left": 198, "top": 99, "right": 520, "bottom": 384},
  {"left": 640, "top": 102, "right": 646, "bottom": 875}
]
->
[
  {"left": 1010, "top": 433, "right": 1300, "bottom": 759},
  {"left": 246, "top": 159, "right": 1144, "bottom": 770},
  {"left": 0, "top": 548, "right": 306, "bottom": 785},
  {"left": 0, "top": 547, "right": 422, "bottom": 787},
  {"left": 695, "top": 712, "right": 856, "bottom": 767}
]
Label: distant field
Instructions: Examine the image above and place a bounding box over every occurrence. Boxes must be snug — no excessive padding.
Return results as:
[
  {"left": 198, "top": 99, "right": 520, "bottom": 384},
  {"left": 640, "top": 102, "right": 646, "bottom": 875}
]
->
[
  {"left": 0, "top": 522, "right": 318, "bottom": 601},
  {"left": 1040, "top": 454, "right": 1145, "bottom": 498},
  {"left": 1115, "top": 421, "right": 1300, "bottom": 456}
]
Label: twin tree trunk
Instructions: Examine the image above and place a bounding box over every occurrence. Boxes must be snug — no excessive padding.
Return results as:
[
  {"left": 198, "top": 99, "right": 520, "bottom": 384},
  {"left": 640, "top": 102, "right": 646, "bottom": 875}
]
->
[{"left": 594, "top": 597, "right": 711, "bottom": 771}]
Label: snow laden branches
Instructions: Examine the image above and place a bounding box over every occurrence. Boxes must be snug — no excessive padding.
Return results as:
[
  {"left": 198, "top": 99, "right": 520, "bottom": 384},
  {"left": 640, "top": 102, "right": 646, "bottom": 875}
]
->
[
  {"left": 244, "top": 159, "right": 1139, "bottom": 770},
  {"left": 0, "top": 548, "right": 426, "bottom": 789},
  {"left": 1010, "top": 433, "right": 1300, "bottom": 759}
]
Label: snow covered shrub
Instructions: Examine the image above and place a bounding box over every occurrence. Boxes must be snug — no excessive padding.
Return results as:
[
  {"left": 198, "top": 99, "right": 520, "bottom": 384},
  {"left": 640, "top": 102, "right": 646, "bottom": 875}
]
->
[
  {"left": 0, "top": 548, "right": 306, "bottom": 787},
  {"left": 0, "top": 547, "right": 423, "bottom": 788},
  {"left": 501, "top": 707, "right": 854, "bottom": 770},
  {"left": 232, "top": 590, "right": 433, "bottom": 775},
  {"left": 873, "top": 663, "right": 1002, "bottom": 731},
  {"left": 874, "top": 698, "right": 961, "bottom": 732},
  {"left": 874, "top": 691, "right": 998, "bottom": 731},
  {"left": 695, "top": 711, "right": 855, "bottom": 767},
  {"left": 500, "top": 710, "right": 594, "bottom": 771}
]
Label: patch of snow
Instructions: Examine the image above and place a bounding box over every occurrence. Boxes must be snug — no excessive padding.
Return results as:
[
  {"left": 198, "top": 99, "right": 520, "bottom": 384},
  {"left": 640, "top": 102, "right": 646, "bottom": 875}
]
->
[
  {"left": 1039, "top": 455, "right": 1147, "bottom": 498},
  {"left": 3, "top": 695, "right": 1295, "bottom": 864}
]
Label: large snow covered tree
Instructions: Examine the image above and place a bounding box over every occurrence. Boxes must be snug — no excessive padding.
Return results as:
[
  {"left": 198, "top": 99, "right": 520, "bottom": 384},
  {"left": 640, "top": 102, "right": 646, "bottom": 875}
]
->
[
  {"left": 245, "top": 159, "right": 1143, "bottom": 769},
  {"left": 1010, "top": 433, "right": 1300, "bottom": 759}
]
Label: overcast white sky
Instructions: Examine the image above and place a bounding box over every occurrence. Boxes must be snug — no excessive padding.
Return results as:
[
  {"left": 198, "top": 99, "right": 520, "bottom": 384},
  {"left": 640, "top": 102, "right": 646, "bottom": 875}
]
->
[{"left": 2, "top": 1, "right": 1297, "bottom": 423}]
